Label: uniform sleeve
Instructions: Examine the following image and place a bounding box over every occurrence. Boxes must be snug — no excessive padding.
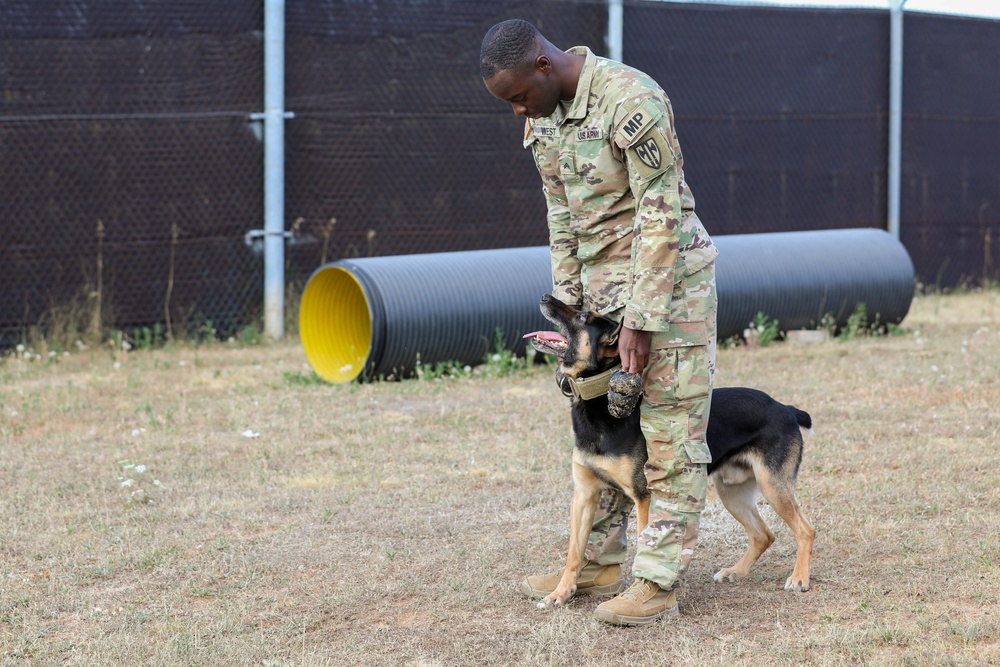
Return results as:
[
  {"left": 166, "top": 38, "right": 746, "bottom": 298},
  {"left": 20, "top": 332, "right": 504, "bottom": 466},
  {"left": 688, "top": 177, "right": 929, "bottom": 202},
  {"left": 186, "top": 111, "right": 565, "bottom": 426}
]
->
[
  {"left": 527, "top": 127, "right": 583, "bottom": 307},
  {"left": 613, "top": 97, "right": 684, "bottom": 331}
]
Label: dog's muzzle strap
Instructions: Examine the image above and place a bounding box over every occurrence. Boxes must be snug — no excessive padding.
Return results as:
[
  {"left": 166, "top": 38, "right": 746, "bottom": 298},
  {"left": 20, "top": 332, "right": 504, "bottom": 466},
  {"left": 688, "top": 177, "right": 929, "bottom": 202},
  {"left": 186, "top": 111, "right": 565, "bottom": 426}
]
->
[{"left": 565, "top": 364, "right": 621, "bottom": 401}]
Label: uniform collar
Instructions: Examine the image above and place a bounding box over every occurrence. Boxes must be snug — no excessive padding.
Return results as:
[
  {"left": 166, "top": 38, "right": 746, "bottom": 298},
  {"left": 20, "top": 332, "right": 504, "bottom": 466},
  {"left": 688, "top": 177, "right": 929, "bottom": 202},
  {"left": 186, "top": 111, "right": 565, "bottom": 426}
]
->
[{"left": 563, "top": 46, "right": 597, "bottom": 122}]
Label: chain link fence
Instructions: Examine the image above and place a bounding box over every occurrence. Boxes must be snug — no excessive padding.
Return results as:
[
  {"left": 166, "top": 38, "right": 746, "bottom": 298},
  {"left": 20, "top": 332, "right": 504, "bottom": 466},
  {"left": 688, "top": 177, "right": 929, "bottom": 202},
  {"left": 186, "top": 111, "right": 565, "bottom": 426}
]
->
[
  {"left": 1, "top": 2, "right": 264, "bottom": 346},
  {"left": 623, "top": 2, "right": 1000, "bottom": 287},
  {"left": 281, "top": 0, "right": 607, "bottom": 281},
  {"left": 2, "top": 1, "right": 998, "bottom": 347}
]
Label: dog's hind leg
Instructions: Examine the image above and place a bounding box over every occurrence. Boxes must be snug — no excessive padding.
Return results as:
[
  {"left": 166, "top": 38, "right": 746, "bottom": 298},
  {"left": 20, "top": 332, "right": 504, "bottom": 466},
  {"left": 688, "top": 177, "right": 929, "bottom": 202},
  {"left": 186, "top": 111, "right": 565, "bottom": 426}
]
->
[
  {"left": 756, "top": 464, "right": 815, "bottom": 592},
  {"left": 538, "top": 463, "right": 603, "bottom": 609},
  {"left": 711, "top": 469, "right": 775, "bottom": 585}
]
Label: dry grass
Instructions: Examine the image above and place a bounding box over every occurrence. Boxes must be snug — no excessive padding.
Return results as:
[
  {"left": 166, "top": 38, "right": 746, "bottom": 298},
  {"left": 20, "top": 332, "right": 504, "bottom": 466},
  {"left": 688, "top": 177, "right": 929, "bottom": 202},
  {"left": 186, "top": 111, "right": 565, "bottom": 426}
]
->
[{"left": 2, "top": 291, "right": 999, "bottom": 666}]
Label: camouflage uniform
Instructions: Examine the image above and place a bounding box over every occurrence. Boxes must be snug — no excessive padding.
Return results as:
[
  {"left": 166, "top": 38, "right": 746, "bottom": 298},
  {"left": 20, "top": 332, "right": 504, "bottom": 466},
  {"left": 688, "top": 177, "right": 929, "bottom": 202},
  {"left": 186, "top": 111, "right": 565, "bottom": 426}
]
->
[{"left": 523, "top": 47, "right": 718, "bottom": 592}]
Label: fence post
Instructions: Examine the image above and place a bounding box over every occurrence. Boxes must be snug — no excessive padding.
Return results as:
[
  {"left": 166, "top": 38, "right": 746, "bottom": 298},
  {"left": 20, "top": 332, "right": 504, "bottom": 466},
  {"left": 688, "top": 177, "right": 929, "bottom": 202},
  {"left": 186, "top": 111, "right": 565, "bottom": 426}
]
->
[
  {"left": 887, "top": 0, "right": 905, "bottom": 240},
  {"left": 608, "top": 0, "right": 624, "bottom": 62},
  {"left": 263, "top": 0, "right": 287, "bottom": 339}
]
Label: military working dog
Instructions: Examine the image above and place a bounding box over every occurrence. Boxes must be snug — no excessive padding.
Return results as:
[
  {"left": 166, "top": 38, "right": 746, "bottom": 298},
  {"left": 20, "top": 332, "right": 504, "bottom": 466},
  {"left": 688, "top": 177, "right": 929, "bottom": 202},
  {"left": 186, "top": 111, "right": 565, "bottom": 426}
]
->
[{"left": 524, "top": 294, "right": 815, "bottom": 609}]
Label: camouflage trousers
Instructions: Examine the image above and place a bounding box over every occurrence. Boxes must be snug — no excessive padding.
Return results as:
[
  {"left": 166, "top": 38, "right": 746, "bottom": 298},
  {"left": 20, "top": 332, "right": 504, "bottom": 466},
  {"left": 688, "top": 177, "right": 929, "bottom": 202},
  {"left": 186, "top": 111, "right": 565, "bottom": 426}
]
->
[{"left": 584, "top": 262, "right": 717, "bottom": 591}]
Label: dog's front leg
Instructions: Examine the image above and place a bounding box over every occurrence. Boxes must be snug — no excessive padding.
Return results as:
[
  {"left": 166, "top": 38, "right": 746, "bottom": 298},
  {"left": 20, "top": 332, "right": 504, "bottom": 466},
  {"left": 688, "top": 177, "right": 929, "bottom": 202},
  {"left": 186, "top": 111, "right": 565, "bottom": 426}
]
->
[
  {"left": 538, "top": 463, "right": 602, "bottom": 610},
  {"left": 636, "top": 494, "right": 651, "bottom": 540}
]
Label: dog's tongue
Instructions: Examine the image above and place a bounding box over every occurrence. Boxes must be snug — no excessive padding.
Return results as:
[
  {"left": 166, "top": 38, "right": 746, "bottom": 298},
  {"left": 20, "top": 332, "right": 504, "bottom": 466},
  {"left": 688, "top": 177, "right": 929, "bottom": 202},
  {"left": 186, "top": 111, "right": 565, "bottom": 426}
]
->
[{"left": 523, "top": 330, "right": 567, "bottom": 343}]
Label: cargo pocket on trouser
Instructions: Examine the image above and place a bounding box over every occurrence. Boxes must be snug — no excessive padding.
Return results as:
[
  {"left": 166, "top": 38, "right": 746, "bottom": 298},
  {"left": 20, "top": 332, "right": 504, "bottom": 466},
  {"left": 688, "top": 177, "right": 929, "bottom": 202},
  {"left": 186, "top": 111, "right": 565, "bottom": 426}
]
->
[
  {"left": 672, "top": 344, "right": 713, "bottom": 403},
  {"left": 683, "top": 438, "right": 712, "bottom": 465},
  {"left": 643, "top": 343, "right": 713, "bottom": 406},
  {"left": 644, "top": 417, "right": 709, "bottom": 514}
]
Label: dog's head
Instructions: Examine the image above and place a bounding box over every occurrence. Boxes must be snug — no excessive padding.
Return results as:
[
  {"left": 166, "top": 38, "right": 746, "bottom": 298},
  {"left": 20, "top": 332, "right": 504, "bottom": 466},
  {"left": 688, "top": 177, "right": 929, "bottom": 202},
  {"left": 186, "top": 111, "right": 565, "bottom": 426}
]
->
[{"left": 523, "top": 294, "right": 622, "bottom": 380}]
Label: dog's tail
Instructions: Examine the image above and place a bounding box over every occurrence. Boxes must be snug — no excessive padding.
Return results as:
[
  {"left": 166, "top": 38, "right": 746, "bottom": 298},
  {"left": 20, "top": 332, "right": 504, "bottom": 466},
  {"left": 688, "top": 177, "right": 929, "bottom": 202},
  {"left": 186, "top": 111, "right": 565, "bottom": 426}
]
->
[{"left": 791, "top": 407, "right": 813, "bottom": 434}]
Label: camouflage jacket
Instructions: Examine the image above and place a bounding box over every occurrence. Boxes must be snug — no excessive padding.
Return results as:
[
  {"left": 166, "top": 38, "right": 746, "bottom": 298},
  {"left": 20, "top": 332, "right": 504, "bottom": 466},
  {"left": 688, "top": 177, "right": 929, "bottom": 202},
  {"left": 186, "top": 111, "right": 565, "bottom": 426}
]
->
[{"left": 524, "top": 47, "right": 717, "bottom": 334}]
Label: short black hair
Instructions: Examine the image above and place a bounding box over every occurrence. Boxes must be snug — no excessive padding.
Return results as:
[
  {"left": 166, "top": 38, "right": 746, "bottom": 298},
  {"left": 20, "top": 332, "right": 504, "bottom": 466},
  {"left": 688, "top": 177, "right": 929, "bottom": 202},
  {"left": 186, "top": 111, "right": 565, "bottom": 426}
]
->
[{"left": 480, "top": 19, "right": 540, "bottom": 80}]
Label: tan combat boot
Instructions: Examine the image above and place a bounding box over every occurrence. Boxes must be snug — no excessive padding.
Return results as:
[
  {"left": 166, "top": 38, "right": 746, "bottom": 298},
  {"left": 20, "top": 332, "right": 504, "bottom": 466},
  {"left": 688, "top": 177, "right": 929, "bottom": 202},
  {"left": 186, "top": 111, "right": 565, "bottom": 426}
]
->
[
  {"left": 519, "top": 560, "right": 625, "bottom": 600},
  {"left": 593, "top": 578, "right": 679, "bottom": 626}
]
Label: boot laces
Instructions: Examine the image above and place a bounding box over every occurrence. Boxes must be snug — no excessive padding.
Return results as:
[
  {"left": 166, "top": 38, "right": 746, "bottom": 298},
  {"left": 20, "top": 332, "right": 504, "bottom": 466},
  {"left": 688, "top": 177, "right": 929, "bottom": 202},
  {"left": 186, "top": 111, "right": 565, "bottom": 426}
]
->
[{"left": 621, "top": 579, "right": 657, "bottom": 602}]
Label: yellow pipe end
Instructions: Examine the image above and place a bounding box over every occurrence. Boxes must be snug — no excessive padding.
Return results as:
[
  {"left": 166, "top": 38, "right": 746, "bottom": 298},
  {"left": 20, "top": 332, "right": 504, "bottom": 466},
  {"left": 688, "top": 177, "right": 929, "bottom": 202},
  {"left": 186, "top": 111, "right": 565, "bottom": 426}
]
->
[{"left": 299, "top": 266, "right": 372, "bottom": 383}]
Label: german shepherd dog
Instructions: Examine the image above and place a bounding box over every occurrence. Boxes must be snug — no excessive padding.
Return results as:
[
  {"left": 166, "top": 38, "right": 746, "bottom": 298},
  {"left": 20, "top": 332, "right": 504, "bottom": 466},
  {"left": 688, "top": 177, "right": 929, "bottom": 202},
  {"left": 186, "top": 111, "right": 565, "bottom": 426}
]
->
[{"left": 525, "top": 294, "right": 815, "bottom": 609}]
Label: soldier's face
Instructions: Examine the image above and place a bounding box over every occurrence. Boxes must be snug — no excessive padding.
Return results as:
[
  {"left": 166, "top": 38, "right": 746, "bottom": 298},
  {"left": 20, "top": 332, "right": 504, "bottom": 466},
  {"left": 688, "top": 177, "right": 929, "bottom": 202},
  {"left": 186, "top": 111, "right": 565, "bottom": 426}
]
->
[{"left": 485, "top": 60, "right": 561, "bottom": 119}]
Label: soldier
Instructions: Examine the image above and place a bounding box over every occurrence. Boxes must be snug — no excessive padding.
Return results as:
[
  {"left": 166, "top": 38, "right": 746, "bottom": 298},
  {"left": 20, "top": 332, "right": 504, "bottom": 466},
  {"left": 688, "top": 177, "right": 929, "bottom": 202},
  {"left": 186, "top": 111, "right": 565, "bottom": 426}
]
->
[{"left": 481, "top": 20, "right": 718, "bottom": 626}]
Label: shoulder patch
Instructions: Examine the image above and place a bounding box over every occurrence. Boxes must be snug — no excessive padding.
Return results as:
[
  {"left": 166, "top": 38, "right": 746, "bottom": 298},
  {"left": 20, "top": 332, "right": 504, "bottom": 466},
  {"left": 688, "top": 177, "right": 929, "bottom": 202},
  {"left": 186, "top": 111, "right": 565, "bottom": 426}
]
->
[
  {"left": 626, "top": 126, "right": 677, "bottom": 182},
  {"left": 614, "top": 100, "right": 662, "bottom": 148},
  {"left": 522, "top": 119, "right": 537, "bottom": 148}
]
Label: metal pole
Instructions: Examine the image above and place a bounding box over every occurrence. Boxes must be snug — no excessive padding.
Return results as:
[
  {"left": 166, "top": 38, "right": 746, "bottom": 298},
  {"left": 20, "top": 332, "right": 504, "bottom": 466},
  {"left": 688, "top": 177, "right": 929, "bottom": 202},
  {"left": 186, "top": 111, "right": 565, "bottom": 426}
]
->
[
  {"left": 887, "top": 0, "right": 905, "bottom": 240},
  {"left": 263, "top": 0, "right": 286, "bottom": 339},
  {"left": 608, "top": 0, "right": 624, "bottom": 63}
]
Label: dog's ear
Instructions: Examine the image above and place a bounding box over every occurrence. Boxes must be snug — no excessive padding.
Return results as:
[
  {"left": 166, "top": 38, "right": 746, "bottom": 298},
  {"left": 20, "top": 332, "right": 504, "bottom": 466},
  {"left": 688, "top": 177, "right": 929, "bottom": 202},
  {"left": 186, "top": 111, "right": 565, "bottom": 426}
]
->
[{"left": 599, "top": 319, "right": 624, "bottom": 356}]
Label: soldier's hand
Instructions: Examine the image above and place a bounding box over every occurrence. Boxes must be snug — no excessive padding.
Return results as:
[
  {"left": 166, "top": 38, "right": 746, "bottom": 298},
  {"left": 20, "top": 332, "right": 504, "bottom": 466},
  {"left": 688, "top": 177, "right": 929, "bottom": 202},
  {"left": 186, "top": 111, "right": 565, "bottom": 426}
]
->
[{"left": 618, "top": 326, "right": 651, "bottom": 374}]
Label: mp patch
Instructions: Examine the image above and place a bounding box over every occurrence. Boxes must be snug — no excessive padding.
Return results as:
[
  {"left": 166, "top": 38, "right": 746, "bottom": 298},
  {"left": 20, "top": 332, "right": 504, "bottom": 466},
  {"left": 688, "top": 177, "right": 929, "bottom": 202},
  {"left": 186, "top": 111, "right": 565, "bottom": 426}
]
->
[{"left": 614, "top": 100, "right": 662, "bottom": 148}]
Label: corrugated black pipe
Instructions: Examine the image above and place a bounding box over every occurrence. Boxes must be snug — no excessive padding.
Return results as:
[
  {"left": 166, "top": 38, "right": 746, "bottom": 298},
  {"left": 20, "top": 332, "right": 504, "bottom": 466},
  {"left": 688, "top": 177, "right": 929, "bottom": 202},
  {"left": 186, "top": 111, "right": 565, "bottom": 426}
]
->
[
  {"left": 715, "top": 228, "right": 915, "bottom": 336},
  {"left": 299, "top": 246, "right": 553, "bottom": 382},
  {"left": 300, "top": 228, "right": 914, "bottom": 382}
]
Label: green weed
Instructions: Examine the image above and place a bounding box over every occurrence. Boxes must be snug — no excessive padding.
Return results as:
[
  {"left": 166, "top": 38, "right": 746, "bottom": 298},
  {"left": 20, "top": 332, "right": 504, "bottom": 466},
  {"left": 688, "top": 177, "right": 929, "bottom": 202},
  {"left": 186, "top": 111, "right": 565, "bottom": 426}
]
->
[
  {"left": 480, "top": 327, "right": 530, "bottom": 377},
  {"left": 748, "top": 312, "right": 782, "bottom": 347},
  {"left": 414, "top": 354, "right": 468, "bottom": 381},
  {"left": 840, "top": 302, "right": 870, "bottom": 340},
  {"left": 131, "top": 324, "right": 165, "bottom": 351},
  {"left": 282, "top": 370, "right": 329, "bottom": 387},
  {"left": 237, "top": 324, "right": 262, "bottom": 346}
]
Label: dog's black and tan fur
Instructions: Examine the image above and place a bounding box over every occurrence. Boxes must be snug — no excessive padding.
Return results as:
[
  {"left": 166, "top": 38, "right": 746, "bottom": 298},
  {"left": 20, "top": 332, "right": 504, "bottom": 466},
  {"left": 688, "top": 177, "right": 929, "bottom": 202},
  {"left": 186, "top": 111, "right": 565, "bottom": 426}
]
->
[{"left": 528, "top": 294, "right": 816, "bottom": 609}]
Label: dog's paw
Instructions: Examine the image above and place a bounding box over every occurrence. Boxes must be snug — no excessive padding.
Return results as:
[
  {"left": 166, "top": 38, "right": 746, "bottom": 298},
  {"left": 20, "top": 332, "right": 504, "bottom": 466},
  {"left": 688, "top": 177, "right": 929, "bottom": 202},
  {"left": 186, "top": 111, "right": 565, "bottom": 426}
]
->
[
  {"left": 712, "top": 568, "right": 743, "bottom": 584},
  {"left": 537, "top": 587, "right": 575, "bottom": 610},
  {"left": 784, "top": 575, "right": 810, "bottom": 592}
]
